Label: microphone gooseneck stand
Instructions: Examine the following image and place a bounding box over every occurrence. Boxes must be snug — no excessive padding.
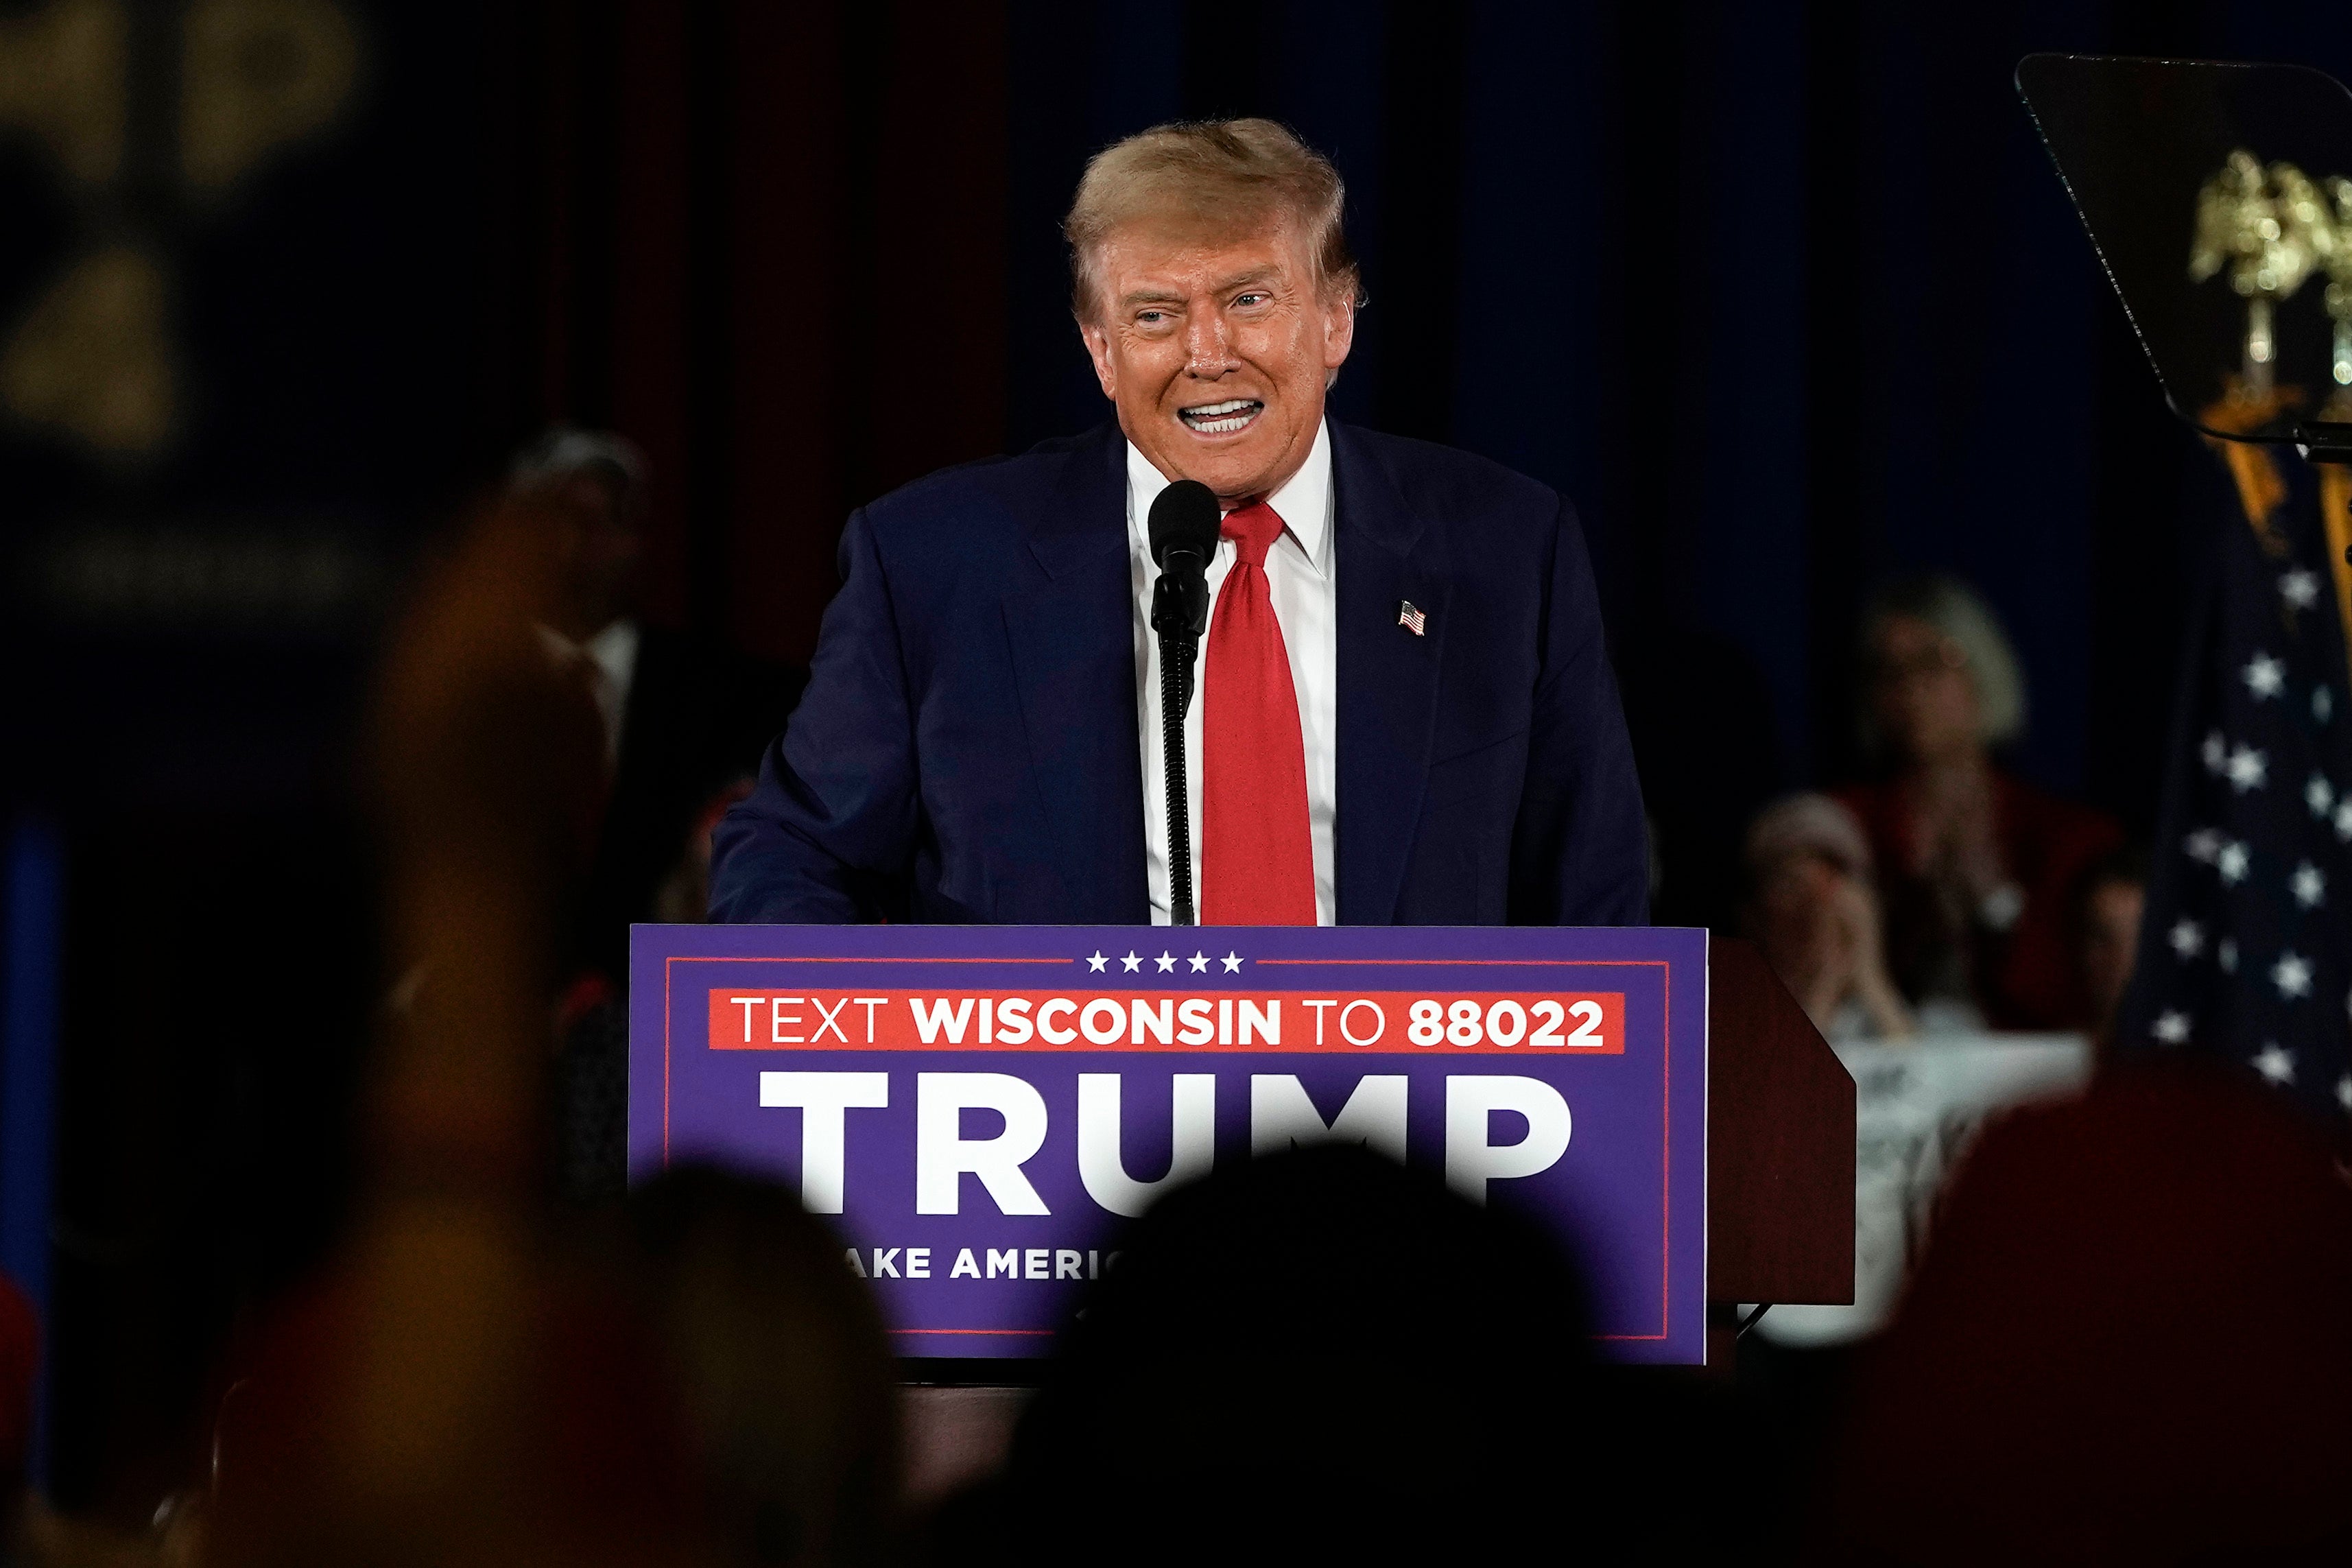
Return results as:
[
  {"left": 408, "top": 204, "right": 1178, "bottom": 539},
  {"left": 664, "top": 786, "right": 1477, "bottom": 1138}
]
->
[
  {"left": 1146, "top": 479, "right": 1220, "bottom": 927},
  {"left": 1150, "top": 560, "right": 1209, "bottom": 924},
  {"left": 1159, "top": 636, "right": 1199, "bottom": 924}
]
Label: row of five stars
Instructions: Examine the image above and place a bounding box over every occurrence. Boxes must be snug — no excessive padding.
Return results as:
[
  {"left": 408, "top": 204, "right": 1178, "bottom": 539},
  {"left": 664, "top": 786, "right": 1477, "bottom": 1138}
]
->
[{"left": 1086, "top": 949, "right": 1246, "bottom": 973}]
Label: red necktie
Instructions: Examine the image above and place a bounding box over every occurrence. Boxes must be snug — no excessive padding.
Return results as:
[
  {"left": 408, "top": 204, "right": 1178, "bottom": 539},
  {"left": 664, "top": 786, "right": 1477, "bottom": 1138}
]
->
[{"left": 1202, "top": 500, "right": 1317, "bottom": 925}]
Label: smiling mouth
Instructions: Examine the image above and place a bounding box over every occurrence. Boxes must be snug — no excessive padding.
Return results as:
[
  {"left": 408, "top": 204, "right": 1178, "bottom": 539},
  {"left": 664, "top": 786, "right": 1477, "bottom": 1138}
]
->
[{"left": 1178, "top": 399, "right": 1263, "bottom": 436}]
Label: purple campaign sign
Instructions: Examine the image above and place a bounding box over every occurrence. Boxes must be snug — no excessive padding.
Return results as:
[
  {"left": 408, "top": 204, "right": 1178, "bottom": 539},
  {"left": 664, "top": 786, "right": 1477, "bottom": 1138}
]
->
[{"left": 630, "top": 924, "right": 1709, "bottom": 1364}]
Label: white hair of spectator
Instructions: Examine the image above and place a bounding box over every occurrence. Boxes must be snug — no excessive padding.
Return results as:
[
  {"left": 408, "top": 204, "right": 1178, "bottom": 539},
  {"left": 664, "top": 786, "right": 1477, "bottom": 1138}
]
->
[
  {"left": 1744, "top": 792, "right": 1874, "bottom": 881},
  {"left": 508, "top": 426, "right": 650, "bottom": 502},
  {"left": 1861, "top": 574, "right": 2028, "bottom": 751}
]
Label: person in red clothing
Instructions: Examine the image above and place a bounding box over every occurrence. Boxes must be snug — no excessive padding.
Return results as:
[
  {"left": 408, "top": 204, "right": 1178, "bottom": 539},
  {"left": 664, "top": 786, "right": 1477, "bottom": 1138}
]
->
[
  {"left": 1818, "top": 1060, "right": 2352, "bottom": 1564},
  {"left": 1836, "top": 576, "right": 2123, "bottom": 1032},
  {"left": 0, "top": 1270, "right": 33, "bottom": 1543}
]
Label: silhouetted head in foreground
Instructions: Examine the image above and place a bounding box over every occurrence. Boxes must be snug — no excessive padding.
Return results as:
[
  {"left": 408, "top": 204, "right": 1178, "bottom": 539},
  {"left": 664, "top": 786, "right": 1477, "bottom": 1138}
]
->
[
  {"left": 1822, "top": 1061, "right": 2352, "bottom": 1566},
  {"left": 630, "top": 1165, "right": 903, "bottom": 1568},
  {"left": 1001, "top": 1145, "right": 1596, "bottom": 1564},
  {"left": 0, "top": 1273, "right": 31, "bottom": 1541}
]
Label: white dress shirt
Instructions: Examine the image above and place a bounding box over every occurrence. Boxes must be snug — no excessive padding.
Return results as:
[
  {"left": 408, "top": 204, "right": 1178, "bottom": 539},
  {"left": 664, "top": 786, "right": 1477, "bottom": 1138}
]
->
[
  {"left": 1126, "top": 419, "right": 1338, "bottom": 925},
  {"left": 535, "top": 617, "right": 641, "bottom": 767}
]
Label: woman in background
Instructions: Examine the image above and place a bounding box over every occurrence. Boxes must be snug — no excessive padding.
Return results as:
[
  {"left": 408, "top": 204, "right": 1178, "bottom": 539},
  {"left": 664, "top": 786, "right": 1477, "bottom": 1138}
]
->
[
  {"left": 1742, "top": 792, "right": 1916, "bottom": 1041},
  {"left": 1838, "top": 577, "right": 2122, "bottom": 1032}
]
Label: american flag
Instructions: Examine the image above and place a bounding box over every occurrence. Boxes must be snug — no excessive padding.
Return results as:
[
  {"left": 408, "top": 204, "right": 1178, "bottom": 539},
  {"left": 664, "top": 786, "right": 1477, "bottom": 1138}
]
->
[
  {"left": 2119, "top": 467, "right": 2352, "bottom": 1121},
  {"left": 1397, "top": 600, "right": 1427, "bottom": 637}
]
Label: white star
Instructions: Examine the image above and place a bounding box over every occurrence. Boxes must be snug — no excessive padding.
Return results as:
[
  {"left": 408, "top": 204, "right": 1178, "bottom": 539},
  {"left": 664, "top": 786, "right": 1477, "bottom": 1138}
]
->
[
  {"left": 1086, "top": 950, "right": 1107, "bottom": 973},
  {"left": 2201, "top": 730, "right": 2228, "bottom": 774},
  {"left": 2336, "top": 800, "right": 2352, "bottom": 843},
  {"left": 1121, "top": 950, "right": 1141, "bottom": 973},
  {"left": 2153, "top": 1009, "right": 2191, "bottom": 1044},
  {"left": 2220, "top": 939, "right": 2240, "bottom": 974},
  {"left": 2292, "top": 861, "right": 2327, "bottom": 908},
  {"left": 2244, "top": 652, "right": 2286, "bottom": 700},
  {"left": 1156, "top": 950, "right": 1176, "bottom": 973},
  {"left": 2281, "top": 568, "right": 2320, "bottom": 609},
  {"left": 2185, "top": 827, "right": 2221, "bottom": 863},
  {"left": 2272, "top": 950, "right": 2314, "bottom": 999},
  {"left": 1189, "top": 951, "right": 1209, "bottom": 973},
  {"left": 2218, "top": 840, "right": 2251, "bottom": 884},
  {"left": 2169, "top": 918, "right": 2205, "bottom": 959},
  {"left": 2226, "top": 744, "right": 2269, "bottom": 792},
  {"left": 2318, "top": 685, "right": 2338, "bottom": 723},
  {"left": 2253, "top": 1043, "right": 2296, "bottom": 1084},
  {"left": 2309, "top": 773, "right": 2338, "bottom": 817},
  {"left": 1222, "top": 951, "right": 1243, "bottom": 973}
]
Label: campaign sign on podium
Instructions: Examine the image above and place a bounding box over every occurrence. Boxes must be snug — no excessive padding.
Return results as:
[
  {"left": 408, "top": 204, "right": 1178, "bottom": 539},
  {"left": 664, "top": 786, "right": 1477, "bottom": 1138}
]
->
[{"left": 629, "top": 925, "right": 1708, "bottom": 1364}]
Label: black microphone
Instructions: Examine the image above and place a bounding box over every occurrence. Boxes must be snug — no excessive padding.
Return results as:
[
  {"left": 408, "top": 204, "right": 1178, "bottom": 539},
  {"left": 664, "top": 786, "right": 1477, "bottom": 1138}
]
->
[
  {"left": 1146, "top": 479, "right": 1220, "bottom": 924},
  {"left": 1148, "top": 479, "right": 1219, "bottom": 648}
]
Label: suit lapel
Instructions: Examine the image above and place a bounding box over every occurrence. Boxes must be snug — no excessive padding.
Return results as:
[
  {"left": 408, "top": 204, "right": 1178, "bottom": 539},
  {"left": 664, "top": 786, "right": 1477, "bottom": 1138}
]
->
[
  {"left": 1000, "top": 426, "right": 1150, "bottom": 922},
  {"left": 1331, "top": 422, "right": 1449, "bottom": 925}
]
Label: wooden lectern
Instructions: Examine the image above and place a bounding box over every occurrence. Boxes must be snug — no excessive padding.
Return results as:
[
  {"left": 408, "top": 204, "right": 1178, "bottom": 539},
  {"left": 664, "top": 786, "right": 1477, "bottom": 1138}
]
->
[{"left": 1704, "top": 937, "right": 1857, "bottom": 1363}]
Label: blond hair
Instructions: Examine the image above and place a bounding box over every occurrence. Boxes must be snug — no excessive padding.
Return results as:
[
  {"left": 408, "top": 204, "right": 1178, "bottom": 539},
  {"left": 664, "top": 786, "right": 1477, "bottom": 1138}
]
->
[{"left": 1062, "top": 118, "right": 1363, "bottom": 323}]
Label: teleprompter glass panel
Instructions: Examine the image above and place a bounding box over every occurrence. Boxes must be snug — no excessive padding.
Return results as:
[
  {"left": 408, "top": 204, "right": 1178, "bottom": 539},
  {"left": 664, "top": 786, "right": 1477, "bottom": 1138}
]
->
[{"left": 2018, "top": 54, "right": 2352, "bottom": 445}]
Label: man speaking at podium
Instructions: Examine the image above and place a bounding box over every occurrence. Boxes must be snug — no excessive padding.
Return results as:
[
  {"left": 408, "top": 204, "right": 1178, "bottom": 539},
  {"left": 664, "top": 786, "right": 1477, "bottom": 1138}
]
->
[{"left": 710, "top": 119, "right": 1646, "bottom": 927}]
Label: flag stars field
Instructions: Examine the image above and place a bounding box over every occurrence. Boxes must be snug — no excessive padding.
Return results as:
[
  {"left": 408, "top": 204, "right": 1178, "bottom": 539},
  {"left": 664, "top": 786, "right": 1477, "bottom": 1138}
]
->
[
  {"left": 2243, "top": 651, "right": 2285, "bottom": 699},
  {"left": 2272, "top": 951, "right": 2314, "bottom": 1000},
  {"left": 2226, "top": 746, "right": 2269, "bottom": 792},
  {"left": 1204, "top": 460, "right": 2352, "bottom": 1125}
]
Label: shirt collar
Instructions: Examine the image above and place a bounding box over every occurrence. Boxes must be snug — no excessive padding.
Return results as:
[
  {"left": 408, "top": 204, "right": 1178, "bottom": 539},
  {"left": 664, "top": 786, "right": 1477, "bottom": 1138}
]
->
[{"left": 1124, "top": 416, "right": 1333, "bottom": 576}]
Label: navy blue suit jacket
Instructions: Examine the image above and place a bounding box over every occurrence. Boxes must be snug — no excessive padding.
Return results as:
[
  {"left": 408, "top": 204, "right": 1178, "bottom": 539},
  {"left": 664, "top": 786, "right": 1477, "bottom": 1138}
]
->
[{"left": 709, "top": 420, "right": 1648, "bottom": 925}]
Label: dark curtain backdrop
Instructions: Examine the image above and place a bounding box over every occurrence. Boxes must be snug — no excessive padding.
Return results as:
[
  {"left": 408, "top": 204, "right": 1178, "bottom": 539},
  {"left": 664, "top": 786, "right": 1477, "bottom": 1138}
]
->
[
  {"left": 482, "top": 0, "right": 2352, "bottom": 925},
  {"left": 10, "top": 0, "right": 2352, "bottom": 1517}
]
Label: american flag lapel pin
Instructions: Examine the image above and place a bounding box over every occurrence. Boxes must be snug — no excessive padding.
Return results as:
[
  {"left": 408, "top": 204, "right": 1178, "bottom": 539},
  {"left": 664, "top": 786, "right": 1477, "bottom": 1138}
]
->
[{"left": 1397, "top": 599, "right": 1427, "bottom": 636}]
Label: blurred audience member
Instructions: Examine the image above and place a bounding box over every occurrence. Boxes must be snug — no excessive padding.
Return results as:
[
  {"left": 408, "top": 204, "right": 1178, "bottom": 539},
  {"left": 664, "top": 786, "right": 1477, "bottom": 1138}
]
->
[
  {"left": 0, "top": 1272, "right": 32, "bottom": 1550},
  {"left": 967, "top": 1147, "right": 1624, "bottom": 1565},
  {"left": 652, "top": 783, "right": 759, "bottom": 927},
  {"left": 193, "top": 482, "right": 899, "bottom": 1568},
  {"left": 507, "top": 427, "right": 807, "bottom": 992},
  {"left": 2072, "top": 844, "right": 2148, "bottom": 1048},
  {"left": 1820, "top": 1060, "right": 2352, "bottom": 1563},
  {"left": 204, "top": 488, "right": 716, "bottom": 1568},
  {"left": 626, "top": 1167, "right": 902, "bottom": 1568},
  {"left": 510, "top": 427, "right": 651, "bottom": 771},
  {"left": 1840, "top": 576, "right": 2122, "bottom": 1031},
  {"left": 1743, "top": 793, "right": 1916, "bottom": 1041},
  {"left": 508, "top": 429, "right": 806, "bottom": 1202}
]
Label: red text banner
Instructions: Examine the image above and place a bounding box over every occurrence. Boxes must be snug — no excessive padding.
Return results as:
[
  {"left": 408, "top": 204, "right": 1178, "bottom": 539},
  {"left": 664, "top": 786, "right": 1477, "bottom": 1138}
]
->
[{"left": 707, "top": 988, "right": 1626, "bottom": 1055}]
